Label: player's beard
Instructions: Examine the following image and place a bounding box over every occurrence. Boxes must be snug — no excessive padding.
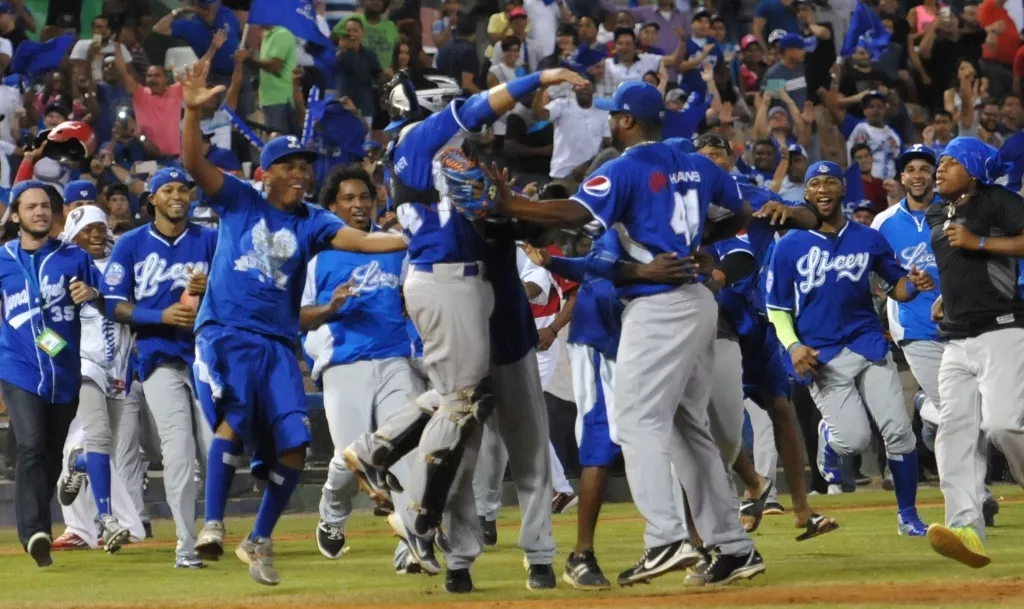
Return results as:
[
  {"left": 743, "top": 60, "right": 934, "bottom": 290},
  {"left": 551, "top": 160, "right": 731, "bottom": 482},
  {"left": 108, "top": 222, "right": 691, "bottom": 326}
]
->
[{"left": 908, "top": 182, "right": 933, "bottom": 203}]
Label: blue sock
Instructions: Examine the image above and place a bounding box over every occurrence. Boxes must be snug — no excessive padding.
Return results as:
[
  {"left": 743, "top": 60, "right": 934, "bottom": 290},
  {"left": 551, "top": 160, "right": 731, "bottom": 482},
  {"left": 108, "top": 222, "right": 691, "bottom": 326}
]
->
[
  {"left": 73, "top": 453, "right": 87, "bottom": 473},
  {"left": 888, "top": 450, "right": 920, "bottom": 513},
  {"left": 205, "top": 437, "right": 241, "bottom": 522},
  {"left": 85, "top": 452, "right": 112, "bottom": 516},
  {"left": 251, "top": 464, "right": 301, "bottom": 540}
]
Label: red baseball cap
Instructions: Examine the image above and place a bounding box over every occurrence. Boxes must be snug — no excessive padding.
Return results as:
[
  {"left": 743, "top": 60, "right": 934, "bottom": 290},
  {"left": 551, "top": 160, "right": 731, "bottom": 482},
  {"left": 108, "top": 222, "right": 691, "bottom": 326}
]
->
[
  {"left": 509, "top": 6, "right": 527, "bottom": 18},
  {"left": 741, "top": 34, "right": 760, "bottom": 50}
]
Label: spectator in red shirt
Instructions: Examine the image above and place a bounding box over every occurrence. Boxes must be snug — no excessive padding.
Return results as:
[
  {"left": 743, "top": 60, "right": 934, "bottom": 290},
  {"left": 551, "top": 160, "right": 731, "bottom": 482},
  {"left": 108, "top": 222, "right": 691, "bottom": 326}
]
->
[
  {"left": 977, "top": 0, "right": 1021, "bottom": 97},
  {"left": 850, "top": 142, "right": 887, "bottom": 213}
]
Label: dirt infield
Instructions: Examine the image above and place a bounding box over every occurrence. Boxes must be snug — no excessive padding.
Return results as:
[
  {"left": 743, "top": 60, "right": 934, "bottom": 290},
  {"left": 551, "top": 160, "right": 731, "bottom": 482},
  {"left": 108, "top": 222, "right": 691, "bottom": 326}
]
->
[{"left": 53, "top": 579, "right": 1024, "bottom": 609}]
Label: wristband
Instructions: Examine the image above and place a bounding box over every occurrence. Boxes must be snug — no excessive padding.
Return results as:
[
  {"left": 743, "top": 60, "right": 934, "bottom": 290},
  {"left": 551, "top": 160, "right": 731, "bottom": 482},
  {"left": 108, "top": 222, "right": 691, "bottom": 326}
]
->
[
  {"left": 786, "top": 342, "right": 802, "bottom": 354},
  {"left": 506, "top": 72, "right": 543, "bottom": 102},
  {"left": 131, "top": 307, "right": 164, "bottom": 325},
  {"left": 979, "top": 236, "right": 987, "bottom": 251}
]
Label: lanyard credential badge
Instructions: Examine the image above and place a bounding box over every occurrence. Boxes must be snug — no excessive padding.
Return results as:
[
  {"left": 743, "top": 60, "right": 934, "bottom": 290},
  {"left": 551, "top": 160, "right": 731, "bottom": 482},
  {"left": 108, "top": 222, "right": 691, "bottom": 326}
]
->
[{"left": 35, "top": 327, "right": 67, "bottom": 357}]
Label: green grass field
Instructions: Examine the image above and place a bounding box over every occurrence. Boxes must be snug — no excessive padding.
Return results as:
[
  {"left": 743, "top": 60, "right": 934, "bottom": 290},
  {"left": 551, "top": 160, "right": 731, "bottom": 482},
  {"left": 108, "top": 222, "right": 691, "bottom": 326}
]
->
[{"left": 1, "top": 486, "right": 1022, "bottom": 609}]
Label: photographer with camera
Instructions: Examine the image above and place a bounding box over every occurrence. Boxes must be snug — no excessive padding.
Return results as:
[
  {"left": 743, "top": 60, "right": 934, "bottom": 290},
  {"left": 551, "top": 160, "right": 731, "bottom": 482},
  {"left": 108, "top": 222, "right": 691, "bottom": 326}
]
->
[{"left": 70, "top": 14, "right": 134, "bottom": 83}]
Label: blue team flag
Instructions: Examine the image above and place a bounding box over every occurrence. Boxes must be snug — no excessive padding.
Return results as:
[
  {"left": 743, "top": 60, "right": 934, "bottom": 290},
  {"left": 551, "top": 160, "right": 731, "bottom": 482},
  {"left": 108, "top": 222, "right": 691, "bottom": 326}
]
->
[
  {"left": 248, "top": 0, "right": 331, "bottom": 49},
  {"left": 841, "top": 1, "right": 891, "bottom": 59},
  {"left": 11, "top": 34, "right": 76, "bottom": 76},
  {"left": 843, "top": 162, "right": 866, "bottom": 208}
]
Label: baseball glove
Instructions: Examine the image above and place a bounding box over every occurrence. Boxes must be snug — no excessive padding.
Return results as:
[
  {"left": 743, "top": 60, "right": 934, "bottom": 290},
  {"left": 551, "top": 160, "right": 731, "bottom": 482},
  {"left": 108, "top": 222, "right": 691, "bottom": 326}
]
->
[{"left": 437, "top": 147, "right": 497, "bottom": 220}]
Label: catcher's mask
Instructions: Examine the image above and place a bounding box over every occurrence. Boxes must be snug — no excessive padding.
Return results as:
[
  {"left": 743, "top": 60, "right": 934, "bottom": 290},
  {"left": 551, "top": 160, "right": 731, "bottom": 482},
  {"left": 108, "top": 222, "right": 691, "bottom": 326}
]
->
[{"left": 383, "top": 70, "right": 461, "bottom": 133}]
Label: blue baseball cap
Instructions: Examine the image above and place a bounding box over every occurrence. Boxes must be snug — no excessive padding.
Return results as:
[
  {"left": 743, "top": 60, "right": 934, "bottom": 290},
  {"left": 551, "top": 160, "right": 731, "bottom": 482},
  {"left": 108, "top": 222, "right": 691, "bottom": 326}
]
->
[
  {"left": 805, "top": 161, "right": 844, "bottom": 183},
  {"left": 862, "top": 90, "right": 886, "bottom": 106},
  {"left": 259, "top": 135, "right": 318, "bottom": 172},
  {"left": 146, "top": 167, "right": 194, "bottom": 194},
  {"left": 9, "top": 180, "right": 49, "bottom": 212},
  {"left": 777, "top": 33, "right": 813, "bottom": 52},
  {"left": 788, "top": 143, "right": 808, "bottom": 157},
  {"left": 63, "top": 180, "right": 97, "bottom": 206},
  {"left": 897, "top": 144, "right": 936, "bottom": 174},
  {"left": 594, "top": 81, "right": 665, "bottom": 123}
]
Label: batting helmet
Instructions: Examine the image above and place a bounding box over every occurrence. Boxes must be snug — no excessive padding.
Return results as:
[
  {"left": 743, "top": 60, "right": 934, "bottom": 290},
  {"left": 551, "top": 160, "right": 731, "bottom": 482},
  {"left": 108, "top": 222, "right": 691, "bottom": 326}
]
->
[{"left": 34, "top": 120, "right": 97, "bottom": 163}]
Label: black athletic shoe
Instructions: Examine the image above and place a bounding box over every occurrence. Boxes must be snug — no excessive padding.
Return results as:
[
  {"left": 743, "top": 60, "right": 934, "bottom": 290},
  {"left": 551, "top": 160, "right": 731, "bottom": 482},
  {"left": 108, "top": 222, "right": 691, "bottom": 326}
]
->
[
  {"left": 527, "top": 563, "right": 556, "bottom": 590},
  {"left": 387, "top": 513, "right": 440, "bottom": 575},
  {"left": 445, "top": 568, "right": 474, "bottom": 593},
  {"left": 563, "top": 550, "right": 611, "bottom": 590},
  {"left": 617, "top": 540, "right": 701, "bottom": 587},
  {"left": 479, "top": 517, "right": 497, "bottom": 547},
  {"left": 983, "top": 497, "right": 999, "bottom": 527},
  {"left": 701, "top": 548, "right": 766, "bottom": 585},
  {"left": 143, "top": 521, "right": 153, "bottom": 539},
  {"left": 316, "top": 521, "right": 346, "bottom": 560}
]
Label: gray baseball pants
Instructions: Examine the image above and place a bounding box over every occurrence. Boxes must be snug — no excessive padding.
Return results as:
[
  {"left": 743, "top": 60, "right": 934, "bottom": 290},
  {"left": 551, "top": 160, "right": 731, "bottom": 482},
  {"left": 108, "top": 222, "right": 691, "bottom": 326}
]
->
[
  {"left": 613, "top": 284, "right": 753, "bottom": 555},
  {"left": 319, "top": 357, "right": 423, "bottom": 529},
  {"left": 937, "top": 328, "right": 1024, "bottom": 540},
  {"left": 810, "top": 348, "right": 916, "bottom": 458}
]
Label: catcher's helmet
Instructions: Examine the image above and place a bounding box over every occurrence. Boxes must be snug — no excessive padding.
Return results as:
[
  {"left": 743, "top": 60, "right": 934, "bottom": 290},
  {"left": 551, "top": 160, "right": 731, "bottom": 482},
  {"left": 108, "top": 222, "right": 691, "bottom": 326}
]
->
[
  {"left": 384, "top": 70, "right": 461, "bottom": 132},
  {"left": 34, "top": 120, "right": 96, "bottom": 163}
]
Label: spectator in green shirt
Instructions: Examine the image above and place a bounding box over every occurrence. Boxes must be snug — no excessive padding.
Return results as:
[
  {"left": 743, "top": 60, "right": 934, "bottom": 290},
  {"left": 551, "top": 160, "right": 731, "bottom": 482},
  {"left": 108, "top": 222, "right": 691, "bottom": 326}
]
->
[
  {"left": 253, "top": 25, "right": 299, "bottom": 135},
  {"left": 333, "top": 0, "right": 397, "bottom": 76}
]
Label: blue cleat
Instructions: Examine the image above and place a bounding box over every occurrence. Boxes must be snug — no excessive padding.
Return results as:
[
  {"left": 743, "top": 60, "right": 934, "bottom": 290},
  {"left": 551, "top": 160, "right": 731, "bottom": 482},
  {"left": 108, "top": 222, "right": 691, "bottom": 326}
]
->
[{"left": 897, "top": 508, "right": 928, "bottom": 537}]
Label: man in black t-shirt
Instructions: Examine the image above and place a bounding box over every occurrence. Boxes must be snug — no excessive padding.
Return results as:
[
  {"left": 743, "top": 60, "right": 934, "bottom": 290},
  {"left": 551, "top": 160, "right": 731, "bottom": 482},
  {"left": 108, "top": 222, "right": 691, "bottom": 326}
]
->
[
  {"left": 925, "top": 136, "right": 1024, "bottom": 570},
  {"left": 435, "top": 15, "right": 481, "bottom": 95}
]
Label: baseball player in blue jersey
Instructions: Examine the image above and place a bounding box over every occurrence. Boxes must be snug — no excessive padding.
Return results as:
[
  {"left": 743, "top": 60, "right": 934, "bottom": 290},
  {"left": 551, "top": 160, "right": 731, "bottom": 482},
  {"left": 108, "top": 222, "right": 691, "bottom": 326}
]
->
[
  {"left": 0, "top": 180, "right": 105, "bottom": 567},
  {"left": 766, "top": 160, "right": 934, "bottom": 537},
  {"left": 298, "top": 164, "right": 423, "bottom": 561},
  {"left": 692, "top": 134, "right": 838, "bottom": 542},
  {"left": 103, "top": 167, "right": 217, "bottom": 568},
  {"left": 338, "top": 67, "right": 586, "bottom": 593},
  {"left": 177, "top": 61, "right": 406, "bottom": 586},
  {"left": 490, "top": 81, "right": 765, "bottom": 586},
  {"left": 871, "top": 144, "right": 944, "bottom": 436}
]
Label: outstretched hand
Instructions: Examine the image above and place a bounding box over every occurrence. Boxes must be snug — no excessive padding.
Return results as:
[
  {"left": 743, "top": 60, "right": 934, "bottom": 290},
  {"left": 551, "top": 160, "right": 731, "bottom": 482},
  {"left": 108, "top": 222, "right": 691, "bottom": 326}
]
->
[
  {"left": 480, "top": 162, "right": 514, "bottom": 208},
  {"left": 539, "top": 67, "right": 590, "bottom": 89},
  {"left": 182, "top": 61, "right": 226, "bottom": 110}
]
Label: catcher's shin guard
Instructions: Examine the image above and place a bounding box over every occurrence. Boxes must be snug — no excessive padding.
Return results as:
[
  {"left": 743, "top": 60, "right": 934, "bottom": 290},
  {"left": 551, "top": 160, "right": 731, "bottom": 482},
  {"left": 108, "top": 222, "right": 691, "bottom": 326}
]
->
[{"left": 411, "top": 378, "right": 496, "bottom": 535}]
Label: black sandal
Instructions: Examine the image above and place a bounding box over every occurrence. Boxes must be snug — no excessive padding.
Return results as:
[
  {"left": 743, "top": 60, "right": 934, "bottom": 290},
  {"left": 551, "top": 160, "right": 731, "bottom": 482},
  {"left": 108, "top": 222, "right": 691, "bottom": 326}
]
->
[
  {"left": 739, "top": 479, "right": 774, "bottom": 533},
  {"left": 796, "top": 513, "right": 839, "bottom": 541}
]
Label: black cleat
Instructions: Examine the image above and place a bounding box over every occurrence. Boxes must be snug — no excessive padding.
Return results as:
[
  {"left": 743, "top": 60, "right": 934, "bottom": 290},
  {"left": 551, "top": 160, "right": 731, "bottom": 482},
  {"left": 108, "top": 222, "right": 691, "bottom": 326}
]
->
[
  {"left": 701, "top": 548, "right": 766, "bottom": 585},
  {"left": 527, "top": 563, "right": 557, "bottom": 590},
  {"left": 316, "top": 521, "right": 346, "bottom": 560},
  {"left": 563, "top": 550, "right": 611, "bottom": 590},
  {"left": 445, "top": 568, "right": 474, "bottom": 593},
  {"left": 618, "top": 539, "right": 701, "bottom": 587},
  {"left": 983, "top": 497, "right": 999, "bottom": 527},
  {"left": 479, "top": 517, "right": 497, "bottom": 547}
]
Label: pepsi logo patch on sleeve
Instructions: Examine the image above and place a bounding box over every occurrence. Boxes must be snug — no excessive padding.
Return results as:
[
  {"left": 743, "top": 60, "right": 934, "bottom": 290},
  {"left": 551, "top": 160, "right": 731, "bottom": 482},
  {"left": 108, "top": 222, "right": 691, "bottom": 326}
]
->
[
  {"left": 105, "top": 262, "right": 125, "bottom": 286},
  {"left": 583, "top": 176, "right": 611, "bottom": 197}
]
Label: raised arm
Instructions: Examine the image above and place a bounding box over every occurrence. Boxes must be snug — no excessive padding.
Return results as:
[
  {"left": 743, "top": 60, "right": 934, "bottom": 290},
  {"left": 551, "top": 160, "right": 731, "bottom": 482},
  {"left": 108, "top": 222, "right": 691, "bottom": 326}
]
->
[
  {"left": 181, "top": 62, "right": 227, "bottom": 196},
  {"left": 114, "top": 41, "right": 139, "bottom": 95}
]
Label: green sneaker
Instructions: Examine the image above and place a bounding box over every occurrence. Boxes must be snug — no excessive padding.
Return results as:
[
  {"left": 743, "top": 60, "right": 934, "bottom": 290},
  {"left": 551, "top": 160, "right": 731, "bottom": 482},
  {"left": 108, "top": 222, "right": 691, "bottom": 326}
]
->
[{"left": 926, "top": 524, "right": 991, "bottom": 569}]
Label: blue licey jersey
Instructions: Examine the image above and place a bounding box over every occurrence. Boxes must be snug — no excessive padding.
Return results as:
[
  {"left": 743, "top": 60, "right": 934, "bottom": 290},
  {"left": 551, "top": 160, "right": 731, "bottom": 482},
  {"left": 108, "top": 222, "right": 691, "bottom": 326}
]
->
[
  {"left": 104, "top": 223, "right": 218, "bottom": 380},
  {"left": 197, "top": 174, "right": 344, "bottom": 344},
  {"left": 0, "top": 238, "right": 103, "bottom": 403},
  {"left": 709, "top": 233, "right": 760, "bottom": 337},
  {"left": 766, "top": 220, "right": 908, "bottom": 365},
  {"left": 550, "top": 230, "right": 625, "bottom": 360},
  {"left": 392, "top": 96, "right": 497, "bottom": 266},
  {"left": 301, "top": 237, "right": 411, "bottom": 380},
  {"left": 571, "top": 142, "right": 744, "bottom": 299},
  {"left": 871, "top": 196, "right": 941, "bottom": 343}
]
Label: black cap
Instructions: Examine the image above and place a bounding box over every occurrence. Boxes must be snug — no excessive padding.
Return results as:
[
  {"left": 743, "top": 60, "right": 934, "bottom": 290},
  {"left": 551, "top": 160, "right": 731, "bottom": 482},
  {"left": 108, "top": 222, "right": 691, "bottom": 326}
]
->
[{"left": 692, "top": 8, "right": 711, "bottom": 21}]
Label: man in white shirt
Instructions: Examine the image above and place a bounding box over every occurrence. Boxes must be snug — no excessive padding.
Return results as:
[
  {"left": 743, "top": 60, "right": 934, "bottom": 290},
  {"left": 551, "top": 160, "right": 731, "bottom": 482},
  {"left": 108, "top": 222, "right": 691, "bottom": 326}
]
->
[
  {"left": 846, "top": 92, "right": 902, "bottom": 180},
  {"left": 603, "top": 28, "right": 663, "bottom": 92},
  {"left": 534, "top": 79, "right": 610, "bottom": 189},
  {"left": 70, "top": 15, "right": 134, "bottom": 82}
]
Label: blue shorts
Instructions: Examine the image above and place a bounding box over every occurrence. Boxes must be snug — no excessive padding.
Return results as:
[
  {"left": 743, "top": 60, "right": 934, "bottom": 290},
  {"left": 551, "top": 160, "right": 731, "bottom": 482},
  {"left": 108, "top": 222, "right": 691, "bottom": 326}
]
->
[
  {"left": 740, "top": 318, "right": 791, "bottom": 405},
  {"left": 194, "top": 324, "right": 310, "bottom": 478},
  {"left": 568, "top": 344, "right": 621, "bottom": 468}
]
